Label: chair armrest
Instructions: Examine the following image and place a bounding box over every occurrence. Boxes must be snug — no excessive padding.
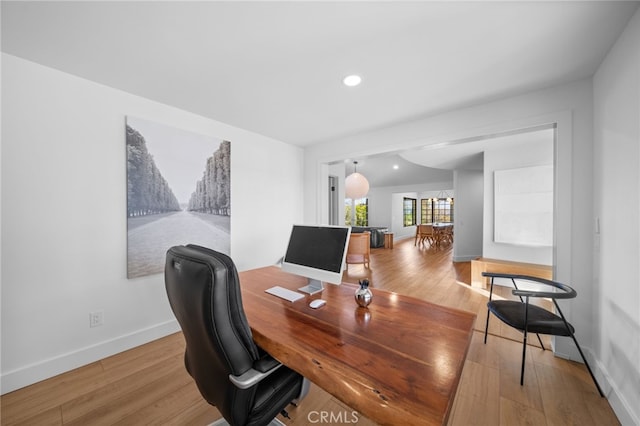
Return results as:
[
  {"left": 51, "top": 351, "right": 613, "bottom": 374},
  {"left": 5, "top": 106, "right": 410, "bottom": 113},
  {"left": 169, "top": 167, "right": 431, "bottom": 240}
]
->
[
  {"left": 254, "top": 354, "right": 281, "bottom": 372},
  {"left": 481, "top": 272, "right": 576, "bottom": 299},
  {"left": 228, "top": 355, "right": 283, "bottom": 389},
  {"left": 512, "top": 288, "right": 575, "bottom": 299}
]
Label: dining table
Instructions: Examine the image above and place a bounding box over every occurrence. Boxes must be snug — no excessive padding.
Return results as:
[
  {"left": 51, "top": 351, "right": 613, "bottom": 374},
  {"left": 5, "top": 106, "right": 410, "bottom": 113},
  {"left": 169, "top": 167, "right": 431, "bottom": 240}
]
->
[{"left": 431, "top": 223, "right": 453, "bottom": 245}]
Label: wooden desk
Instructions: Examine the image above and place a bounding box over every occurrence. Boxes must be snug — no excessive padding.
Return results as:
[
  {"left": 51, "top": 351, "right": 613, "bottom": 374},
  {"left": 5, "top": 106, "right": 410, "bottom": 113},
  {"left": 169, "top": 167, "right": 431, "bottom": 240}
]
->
[{"left": 239, "top": 266, "right": 476, "bottom": 425}]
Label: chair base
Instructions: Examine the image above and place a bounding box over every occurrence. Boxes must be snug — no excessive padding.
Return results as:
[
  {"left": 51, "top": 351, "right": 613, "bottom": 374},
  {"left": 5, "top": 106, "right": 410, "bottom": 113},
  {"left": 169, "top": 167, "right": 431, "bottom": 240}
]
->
[
  {"left": 209, "top": 418, "right": 286, "bottom": 426},
  {"left": 209, "top": 378, "right": 311, "bottom": 426},
  {"left": 292, "top": 378, "right": 311, "bottom": 406}
]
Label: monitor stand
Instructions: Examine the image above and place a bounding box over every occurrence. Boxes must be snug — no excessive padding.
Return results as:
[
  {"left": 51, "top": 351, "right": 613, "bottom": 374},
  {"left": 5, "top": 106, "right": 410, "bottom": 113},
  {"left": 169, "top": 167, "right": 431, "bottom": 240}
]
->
[{"left": 298, "top": 279, "right": 324, "bottom": 295}]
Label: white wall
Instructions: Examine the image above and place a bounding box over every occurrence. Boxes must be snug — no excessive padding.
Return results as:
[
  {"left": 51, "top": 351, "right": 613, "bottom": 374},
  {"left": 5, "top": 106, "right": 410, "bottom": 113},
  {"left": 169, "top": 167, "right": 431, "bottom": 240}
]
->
[
  {"left": 362, "top": 186, "right": 389, "bottom": 229},
  {"left": 0, "top": 54, "right": 303, "bottom": 393},
  {"left": 483, "top": 135, "right": 554, "bottom": 266},
  {"left": 453, "top": 170, "right": 483, "bottom": 262},
  {"left": 593, "top": 8, "right": 640, "bottom": 425}
]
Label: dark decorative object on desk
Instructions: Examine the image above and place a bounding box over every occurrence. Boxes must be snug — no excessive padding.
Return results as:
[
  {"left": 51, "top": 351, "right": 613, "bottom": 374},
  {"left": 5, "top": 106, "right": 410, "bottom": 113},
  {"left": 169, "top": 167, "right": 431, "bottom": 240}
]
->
[{"left": 355, "top": 279, "right": 373, "bottom": 307}]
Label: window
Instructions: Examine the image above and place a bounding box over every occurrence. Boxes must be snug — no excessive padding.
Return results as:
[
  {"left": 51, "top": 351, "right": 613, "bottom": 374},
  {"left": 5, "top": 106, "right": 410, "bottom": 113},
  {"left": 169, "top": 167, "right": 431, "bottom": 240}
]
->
[
  {"left": 345, "top": 198, "right": 368, "bottom": 226},
  {"left": 420, "top": 198, "right": 454, "bottom": 223},
  {"left": 420, "top": 199, "right": 430, "bottom": 223},
  {"left": 403, "top": 197, "right": 416, "bottom": 226}
]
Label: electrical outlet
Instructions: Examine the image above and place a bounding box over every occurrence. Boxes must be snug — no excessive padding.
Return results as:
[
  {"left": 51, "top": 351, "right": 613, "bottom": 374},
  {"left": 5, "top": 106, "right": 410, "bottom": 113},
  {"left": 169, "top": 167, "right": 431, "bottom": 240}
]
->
[{"left": 89, "top": 310, "right": 104, "bottom": 328}]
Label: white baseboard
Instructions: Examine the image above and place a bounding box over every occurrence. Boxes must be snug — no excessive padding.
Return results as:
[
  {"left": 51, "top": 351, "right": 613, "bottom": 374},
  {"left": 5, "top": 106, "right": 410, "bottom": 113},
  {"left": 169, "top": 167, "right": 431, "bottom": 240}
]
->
[
  {"left": 453, "top": 255, "right": 479, "bottom": 262},
  {"left": 1, "top": 319, "right": 181, "bottom": 394},
  {"left": 591, "top": 351, "right": 639, "bottom": 426}
]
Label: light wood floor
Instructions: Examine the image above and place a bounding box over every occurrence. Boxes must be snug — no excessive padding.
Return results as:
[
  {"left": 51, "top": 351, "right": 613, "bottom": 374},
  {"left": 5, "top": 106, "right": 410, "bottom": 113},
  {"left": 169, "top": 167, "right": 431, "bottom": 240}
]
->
[{"left": 1, "top": 238, "right": 619, "bottom": 425}]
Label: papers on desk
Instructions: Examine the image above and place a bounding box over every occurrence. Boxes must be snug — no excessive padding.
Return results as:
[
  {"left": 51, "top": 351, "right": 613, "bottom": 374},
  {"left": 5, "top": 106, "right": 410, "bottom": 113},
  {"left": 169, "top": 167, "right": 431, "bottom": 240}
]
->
[{"left": 265, "top": 286, "right": 304, "bottom": 302}]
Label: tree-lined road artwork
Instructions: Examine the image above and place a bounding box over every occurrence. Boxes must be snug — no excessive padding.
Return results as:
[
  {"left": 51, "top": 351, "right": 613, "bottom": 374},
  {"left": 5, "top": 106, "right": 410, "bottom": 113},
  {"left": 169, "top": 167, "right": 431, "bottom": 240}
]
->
[{"left": 126, "top": 117, "right": 231, "bottom": 278}]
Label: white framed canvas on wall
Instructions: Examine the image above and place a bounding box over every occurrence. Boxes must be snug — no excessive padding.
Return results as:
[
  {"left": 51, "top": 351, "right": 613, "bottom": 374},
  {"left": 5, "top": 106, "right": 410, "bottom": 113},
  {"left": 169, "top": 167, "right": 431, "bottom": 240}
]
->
[
  {"left": 494, "top": 165, "right": 553, "bottom": 247},
  {"left": 126, "top": 116, "right": 231, "bottom": 278}
]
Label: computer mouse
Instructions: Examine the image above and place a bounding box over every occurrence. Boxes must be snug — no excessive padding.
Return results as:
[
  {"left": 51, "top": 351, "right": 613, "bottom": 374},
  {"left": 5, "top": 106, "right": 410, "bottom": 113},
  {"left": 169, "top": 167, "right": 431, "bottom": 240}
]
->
[{"left": 309, "top": 299, "right": 326, "bottom": 309}]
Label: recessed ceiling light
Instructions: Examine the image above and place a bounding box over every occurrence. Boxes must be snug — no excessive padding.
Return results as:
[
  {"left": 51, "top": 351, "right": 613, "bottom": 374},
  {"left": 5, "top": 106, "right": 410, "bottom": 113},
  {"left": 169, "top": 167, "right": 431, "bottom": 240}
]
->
[
  {"left": 343, "top": 75, "right": 362, "bottom": 87},
  {"left": 393, "top": 164, "right": 399, "bottom": 170}
]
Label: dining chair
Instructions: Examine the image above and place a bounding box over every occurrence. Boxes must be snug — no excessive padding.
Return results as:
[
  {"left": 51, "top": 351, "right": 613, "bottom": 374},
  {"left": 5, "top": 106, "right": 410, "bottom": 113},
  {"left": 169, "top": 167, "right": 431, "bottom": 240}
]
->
[
  {"left": 432, "top": 224, "right": 448, "bottom": 246},
  {"left": 482, "top": 272, "right": 604, "bottom": 396},
  {"left": 415, "top": 224, "right": 434, "bottom": 246},
  {"left": 346, "top": 232, "right": 371, "bottom": 268},
  {"left": 443, "top": 225, "right": 453, "bottom": 244}
]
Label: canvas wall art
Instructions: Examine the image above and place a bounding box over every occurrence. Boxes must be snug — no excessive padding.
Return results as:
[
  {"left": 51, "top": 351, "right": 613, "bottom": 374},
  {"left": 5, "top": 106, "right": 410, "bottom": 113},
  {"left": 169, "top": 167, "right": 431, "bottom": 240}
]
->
[
  {"left": 126, "top": 116, "right": 231, "bottom": 278},
  {"left": 494, "top": 165, "right": 553, "bottom": 247}
]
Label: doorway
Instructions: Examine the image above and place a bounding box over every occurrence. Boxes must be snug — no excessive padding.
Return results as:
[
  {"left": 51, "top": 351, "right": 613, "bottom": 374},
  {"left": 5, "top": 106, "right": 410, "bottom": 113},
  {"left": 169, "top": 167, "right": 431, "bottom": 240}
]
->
[{"left": 328, "top": 175, "right": 339, "bottom": 225}]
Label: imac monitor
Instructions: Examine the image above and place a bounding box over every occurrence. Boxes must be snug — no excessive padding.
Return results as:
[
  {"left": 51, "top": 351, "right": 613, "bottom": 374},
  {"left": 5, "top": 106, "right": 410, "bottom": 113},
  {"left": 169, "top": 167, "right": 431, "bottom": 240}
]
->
[{"left": 281, "top": 224, "right": 351, "bottom": 294}]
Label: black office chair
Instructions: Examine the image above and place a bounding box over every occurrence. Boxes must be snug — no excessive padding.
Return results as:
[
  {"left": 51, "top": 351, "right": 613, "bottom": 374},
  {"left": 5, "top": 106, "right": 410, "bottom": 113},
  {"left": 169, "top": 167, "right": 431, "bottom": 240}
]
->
[
  {"left": 482, "top": 272, "right": 604, "bottom": 397},
  {"left": 165, "top": 244, "right": 309, "bottom": 425}
]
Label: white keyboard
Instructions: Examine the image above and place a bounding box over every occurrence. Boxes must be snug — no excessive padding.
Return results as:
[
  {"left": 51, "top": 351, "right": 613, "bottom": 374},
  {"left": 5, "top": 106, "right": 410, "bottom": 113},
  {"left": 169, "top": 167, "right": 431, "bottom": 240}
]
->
[{"left": 265, "top": 286, "right": 305, "bottom": 302}]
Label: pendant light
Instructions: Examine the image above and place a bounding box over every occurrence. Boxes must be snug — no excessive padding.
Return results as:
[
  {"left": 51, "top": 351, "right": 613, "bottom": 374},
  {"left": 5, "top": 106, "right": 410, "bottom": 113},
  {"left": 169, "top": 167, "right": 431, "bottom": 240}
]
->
[{"left": 345, "top": 161, "right": 370, "bottom": 199}]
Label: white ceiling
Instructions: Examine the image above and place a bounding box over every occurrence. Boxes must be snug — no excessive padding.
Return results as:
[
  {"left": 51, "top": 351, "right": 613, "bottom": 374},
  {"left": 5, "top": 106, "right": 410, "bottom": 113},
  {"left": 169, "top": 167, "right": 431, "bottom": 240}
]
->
[
  {"left": 345, "top": 126, "right": 554, "bottom": 187},
  {"left": 2, "top": 1, "right": 637, "bottom": 188},
  {"left": 2, "top": 1, "right": 637, "bottom": 150},
  {"left": 401, "top": 127, "right": 555, "bottom": 171},
  {"left": 341, "top": 154, "right": 454, "bottom": 188}
]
